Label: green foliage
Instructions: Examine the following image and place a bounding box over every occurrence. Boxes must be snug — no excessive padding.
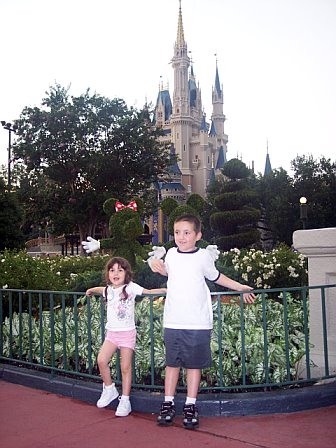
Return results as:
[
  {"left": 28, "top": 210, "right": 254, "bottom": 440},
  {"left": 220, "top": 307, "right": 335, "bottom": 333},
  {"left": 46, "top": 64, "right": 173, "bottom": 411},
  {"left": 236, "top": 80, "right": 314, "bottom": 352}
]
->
[
  {"left": 100, "top": 197, "right": 146, "bottom": 267},
  {"left": 207, "top": 294, "right": 307, "bottom": 387},
  {"left": 258, "top": 156, "right": 336, "bottom": 245},
  {"left": 12, "top": 84, "right": 171, "bottom": 242},
  {"left": 0, "top": 189, "right": 24, "bottom": 251},
  {"left": 167, "top": 205, "right": 200, "bottom": 235},
  {"left": 159, "top": 197, "right": 178, "bottom": 217},
  {"left": 186, "top": 193, "right": 206, "bottom": 214},
  {"left": 217, "top": 245, "right": 308, "bottom": 290},
  {"left": 1, "top": 292, "right": 308, "bottom": 389},
  {"left": 222, "top": 158, "right": 252, "bottom": 180},
  {"left": 216, "top": 230, "right": 261, "bottom": 252},
  {"left": 0, "top": 250, "right": 109, "bottom": 291},
  {"left": 210, "top": 160, "right": 261, "bottom": 250}
]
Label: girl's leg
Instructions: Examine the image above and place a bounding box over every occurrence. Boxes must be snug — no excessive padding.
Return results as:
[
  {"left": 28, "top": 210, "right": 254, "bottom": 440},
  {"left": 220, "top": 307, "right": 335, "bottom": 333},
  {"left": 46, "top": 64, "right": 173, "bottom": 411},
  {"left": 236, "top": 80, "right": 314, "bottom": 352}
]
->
[
  {"left": 97, "top": 340, "right": 117, "bottom": 385},
  {"left": 119, "top": 347, "right": 134, "bottom": 396}
]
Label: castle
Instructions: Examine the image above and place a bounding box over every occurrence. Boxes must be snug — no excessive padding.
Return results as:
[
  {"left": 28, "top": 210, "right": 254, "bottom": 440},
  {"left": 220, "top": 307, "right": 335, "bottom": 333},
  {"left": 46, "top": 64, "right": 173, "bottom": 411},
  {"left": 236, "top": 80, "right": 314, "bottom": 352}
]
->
[
  {"left": 153, "top": 0, "right": 228, "bottom": 201},
  {"left": 149, "top": 1, "right": 271, "bottom": 244}
]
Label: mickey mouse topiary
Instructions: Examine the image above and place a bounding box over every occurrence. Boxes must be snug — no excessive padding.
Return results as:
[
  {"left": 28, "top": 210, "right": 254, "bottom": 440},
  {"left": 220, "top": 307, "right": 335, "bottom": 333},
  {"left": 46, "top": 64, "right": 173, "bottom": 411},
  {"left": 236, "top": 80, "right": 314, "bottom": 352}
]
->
[{"left": 81, "top": 197, "right": 146, "bottom": 267}]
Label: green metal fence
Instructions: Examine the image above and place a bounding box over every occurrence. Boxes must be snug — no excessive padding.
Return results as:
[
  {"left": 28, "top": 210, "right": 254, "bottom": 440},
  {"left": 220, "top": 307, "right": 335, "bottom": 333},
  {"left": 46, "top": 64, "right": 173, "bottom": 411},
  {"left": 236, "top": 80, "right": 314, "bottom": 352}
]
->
[{"left": 1, "top": 284, "right": 335, "bottom": 392}]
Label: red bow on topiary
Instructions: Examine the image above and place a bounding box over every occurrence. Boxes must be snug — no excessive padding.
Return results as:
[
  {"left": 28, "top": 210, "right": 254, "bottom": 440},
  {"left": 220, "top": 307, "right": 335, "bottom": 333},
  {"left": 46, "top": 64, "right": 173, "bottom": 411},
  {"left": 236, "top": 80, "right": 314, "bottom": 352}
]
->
[{"left": 115, "top": 200, "right": 138, "bottom": 212}]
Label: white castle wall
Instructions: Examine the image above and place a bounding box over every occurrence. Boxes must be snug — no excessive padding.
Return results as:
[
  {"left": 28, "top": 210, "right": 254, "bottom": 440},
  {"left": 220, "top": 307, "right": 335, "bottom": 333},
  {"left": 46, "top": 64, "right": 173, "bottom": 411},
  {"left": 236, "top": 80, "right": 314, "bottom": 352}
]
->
[{"left": 293, "top": 227, "right": 336, "bottom": 378}]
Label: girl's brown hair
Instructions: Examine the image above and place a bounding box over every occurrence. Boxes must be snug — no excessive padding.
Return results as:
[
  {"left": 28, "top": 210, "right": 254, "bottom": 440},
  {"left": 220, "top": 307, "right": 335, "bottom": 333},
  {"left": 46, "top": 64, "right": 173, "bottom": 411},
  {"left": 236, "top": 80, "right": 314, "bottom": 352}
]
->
[{"left": 104, "top": 257, "right": 133, "bottom": 300}]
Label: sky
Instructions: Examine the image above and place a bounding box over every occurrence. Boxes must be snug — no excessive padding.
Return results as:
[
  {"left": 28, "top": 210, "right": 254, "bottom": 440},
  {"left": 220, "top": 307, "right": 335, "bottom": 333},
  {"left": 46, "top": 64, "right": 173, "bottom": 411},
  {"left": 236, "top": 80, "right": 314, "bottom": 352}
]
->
[{"left": 0, "top": 0, "right": 335, "bottom": 175}]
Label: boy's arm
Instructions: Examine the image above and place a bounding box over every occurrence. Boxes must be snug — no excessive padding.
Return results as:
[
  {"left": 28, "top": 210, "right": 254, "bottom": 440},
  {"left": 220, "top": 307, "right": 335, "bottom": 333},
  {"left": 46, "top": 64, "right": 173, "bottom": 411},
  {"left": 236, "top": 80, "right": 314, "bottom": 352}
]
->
[{"left": 215, "top": 273, "right": 255, "bottom": 303}]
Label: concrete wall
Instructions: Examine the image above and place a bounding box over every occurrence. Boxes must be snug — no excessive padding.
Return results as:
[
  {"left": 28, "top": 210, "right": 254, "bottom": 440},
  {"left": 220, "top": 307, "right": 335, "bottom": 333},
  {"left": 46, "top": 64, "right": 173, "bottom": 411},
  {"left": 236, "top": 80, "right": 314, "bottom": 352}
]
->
[{"left": 293, "top": 227, "right": 336, "bottom": 378}]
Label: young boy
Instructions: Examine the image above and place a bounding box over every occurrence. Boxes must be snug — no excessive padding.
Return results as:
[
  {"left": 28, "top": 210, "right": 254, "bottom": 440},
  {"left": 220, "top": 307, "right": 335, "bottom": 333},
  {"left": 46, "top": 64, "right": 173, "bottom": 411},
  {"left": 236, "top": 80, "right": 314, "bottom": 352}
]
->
[{"left": 149, "top": 214, "right": 255, "bottom": 430}]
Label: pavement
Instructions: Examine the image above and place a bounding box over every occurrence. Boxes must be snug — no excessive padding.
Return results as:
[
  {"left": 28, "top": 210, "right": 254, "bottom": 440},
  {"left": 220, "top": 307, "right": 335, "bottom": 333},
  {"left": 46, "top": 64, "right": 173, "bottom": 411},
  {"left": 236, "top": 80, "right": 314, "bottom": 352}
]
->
[{"left": 1, "top": 380, "right": 336, "bottom": 448}]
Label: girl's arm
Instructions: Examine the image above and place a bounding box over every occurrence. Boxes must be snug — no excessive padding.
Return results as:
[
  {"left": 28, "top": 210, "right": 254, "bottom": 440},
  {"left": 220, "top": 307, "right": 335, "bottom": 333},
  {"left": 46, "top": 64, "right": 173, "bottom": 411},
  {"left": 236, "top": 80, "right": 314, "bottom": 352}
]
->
[
  {"left": 86, "top": 286, "right": 105, "bottom": 296},
  {"left": 142, "top": 287, "right": 167, "bottom": 295},
  {"left": 149, "top": 259, "right": 168, "bottom": 276}
]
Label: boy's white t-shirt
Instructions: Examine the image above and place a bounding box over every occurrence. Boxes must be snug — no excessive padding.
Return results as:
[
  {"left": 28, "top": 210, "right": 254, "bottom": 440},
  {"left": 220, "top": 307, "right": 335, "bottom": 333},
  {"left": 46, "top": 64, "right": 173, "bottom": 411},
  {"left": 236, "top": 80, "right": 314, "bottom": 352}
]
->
[
  {"left": 104, "top": 282, "right": 144, "bottom": 331},
  {"left": 163, "top": 247, "right": 220, "bottom": 330}
]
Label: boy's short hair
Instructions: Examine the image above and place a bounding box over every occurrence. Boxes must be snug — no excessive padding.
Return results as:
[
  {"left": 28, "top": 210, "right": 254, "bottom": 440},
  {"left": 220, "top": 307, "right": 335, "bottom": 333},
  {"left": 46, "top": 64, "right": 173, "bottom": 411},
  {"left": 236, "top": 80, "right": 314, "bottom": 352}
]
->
[{"left": 174, "top": 214, "right": 201, "bottom": 233}]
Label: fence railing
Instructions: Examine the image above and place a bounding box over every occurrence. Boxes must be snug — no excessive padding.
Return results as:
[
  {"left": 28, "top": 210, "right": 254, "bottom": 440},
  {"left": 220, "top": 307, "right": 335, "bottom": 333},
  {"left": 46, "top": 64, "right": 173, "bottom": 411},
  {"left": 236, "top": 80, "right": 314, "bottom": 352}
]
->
[{"left": 1, "top": 284, "right": 335, "bottom": 392}]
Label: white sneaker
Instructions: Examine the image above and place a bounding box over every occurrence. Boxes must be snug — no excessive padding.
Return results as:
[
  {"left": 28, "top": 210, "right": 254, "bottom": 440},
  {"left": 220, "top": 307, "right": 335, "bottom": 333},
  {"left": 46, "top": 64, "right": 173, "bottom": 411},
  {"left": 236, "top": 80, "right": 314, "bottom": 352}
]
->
[
  {"left": 96, "top": 383, "right": 119, "bottom": 408},
  {"left": 115, "top": 397, "right": 132, "bottom": 417}
]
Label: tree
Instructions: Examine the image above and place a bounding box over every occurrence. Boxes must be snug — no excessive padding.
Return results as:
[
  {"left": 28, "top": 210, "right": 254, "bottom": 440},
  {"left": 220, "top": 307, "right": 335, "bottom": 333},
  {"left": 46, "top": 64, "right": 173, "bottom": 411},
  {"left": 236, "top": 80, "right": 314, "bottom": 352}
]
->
[
  {"left": 209, "top": 159, "right": 261, "bottom": 250},
  {"left": 12, "top": 84, "right": 172, "bottom": 242},
  {"left": 0, "top": 179, "right": 24, "bottom": 251},
  {"left": 259, "top": 156, "right": 336, "bottom": 246},
  {"left": 292, "top": 155, "right": 336, "bottom": 229},
  {"left": 257, "top": 168, "right": 296, "bottom": 247}
]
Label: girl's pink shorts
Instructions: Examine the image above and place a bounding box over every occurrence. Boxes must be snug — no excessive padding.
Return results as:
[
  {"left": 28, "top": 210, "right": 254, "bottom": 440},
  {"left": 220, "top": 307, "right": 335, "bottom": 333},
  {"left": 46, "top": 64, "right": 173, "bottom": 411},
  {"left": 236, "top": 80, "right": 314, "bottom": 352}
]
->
[{"left": 105, "top": 329, "right": 136, "bottom": 350}]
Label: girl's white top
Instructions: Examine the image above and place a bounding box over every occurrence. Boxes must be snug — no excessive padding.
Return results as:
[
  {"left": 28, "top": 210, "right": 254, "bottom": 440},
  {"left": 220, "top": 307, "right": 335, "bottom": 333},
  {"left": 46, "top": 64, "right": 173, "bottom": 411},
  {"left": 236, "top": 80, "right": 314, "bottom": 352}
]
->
[
  {"left": 104, "top": 282, "right": 144, "bottom": 331},
  {"left": 164, "top": 247, "right": 220, "bottom": 329}
]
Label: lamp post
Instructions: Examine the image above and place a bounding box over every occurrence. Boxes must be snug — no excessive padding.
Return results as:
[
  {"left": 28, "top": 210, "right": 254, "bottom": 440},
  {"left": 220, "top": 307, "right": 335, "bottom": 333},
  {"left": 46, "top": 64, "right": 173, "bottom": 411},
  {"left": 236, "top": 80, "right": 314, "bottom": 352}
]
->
[
  {"left": 299, "top": 197, "right": 308, "bottom": 229},
  {"left": 1, "top": 120, "right": 17, "bottom": 190}
]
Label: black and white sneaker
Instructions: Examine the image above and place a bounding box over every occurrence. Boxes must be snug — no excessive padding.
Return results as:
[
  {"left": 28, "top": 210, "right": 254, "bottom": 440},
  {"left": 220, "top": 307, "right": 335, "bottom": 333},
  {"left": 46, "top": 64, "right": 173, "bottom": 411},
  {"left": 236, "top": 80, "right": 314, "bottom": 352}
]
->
[
  {"left": 183, "top": 404, "right": 199, "bottom": 430},
  {"left": 157, "top": 401, "right": 176, "bottom": 426}
]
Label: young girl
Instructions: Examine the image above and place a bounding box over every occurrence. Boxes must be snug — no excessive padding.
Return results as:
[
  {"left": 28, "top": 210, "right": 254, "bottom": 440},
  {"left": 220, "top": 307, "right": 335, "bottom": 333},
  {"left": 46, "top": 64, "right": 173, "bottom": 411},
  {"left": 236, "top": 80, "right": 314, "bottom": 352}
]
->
[{"left": 86, "top": 256, "right": 166, "bottom": 417}]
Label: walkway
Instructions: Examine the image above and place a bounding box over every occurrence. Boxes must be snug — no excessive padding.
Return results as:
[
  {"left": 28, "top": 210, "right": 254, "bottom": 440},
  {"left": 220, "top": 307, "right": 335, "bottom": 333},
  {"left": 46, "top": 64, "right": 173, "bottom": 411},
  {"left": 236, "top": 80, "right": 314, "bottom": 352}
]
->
[{"left": 1, "top": 380, "right": 335, "bottom": 448}]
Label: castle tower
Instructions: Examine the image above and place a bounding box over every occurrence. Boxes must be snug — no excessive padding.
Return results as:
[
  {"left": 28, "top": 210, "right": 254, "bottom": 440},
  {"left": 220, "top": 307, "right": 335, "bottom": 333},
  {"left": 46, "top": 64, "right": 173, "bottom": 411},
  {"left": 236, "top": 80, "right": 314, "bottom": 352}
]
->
[{"left": 153, "top": 0, "right": 228, "bottom": 198}]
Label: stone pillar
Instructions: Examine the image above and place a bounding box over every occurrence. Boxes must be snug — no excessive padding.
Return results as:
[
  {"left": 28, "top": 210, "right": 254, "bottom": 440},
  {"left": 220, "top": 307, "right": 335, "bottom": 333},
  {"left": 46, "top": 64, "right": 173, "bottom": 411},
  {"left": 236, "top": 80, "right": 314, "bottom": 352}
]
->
[{"left": 293, "top": 227, "right": 336, "bottom": 377}]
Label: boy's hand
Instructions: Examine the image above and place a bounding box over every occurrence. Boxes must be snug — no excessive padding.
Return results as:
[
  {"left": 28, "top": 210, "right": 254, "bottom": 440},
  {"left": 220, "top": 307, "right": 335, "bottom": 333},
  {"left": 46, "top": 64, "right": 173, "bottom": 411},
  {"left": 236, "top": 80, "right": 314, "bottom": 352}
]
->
[
  {"left": 82, "top": 236, "right": 100, "bottom": 253},
  {"left": 241, "top": 287, "right": 256, "bottom": 304}
]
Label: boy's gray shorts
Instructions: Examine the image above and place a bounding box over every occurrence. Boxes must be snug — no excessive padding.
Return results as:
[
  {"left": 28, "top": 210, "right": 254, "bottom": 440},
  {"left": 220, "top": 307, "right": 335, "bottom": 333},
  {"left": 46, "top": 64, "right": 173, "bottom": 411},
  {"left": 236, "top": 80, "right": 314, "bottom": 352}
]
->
[{"left": 164, "top": 328, "right": 212, "bottom": 369}]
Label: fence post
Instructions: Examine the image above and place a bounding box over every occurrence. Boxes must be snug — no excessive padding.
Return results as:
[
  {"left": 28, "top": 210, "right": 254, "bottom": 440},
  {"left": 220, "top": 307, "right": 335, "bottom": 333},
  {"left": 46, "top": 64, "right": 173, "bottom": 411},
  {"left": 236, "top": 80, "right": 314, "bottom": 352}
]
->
[{"left": 293, "top": 227, "right": 336, "bottom": 378}]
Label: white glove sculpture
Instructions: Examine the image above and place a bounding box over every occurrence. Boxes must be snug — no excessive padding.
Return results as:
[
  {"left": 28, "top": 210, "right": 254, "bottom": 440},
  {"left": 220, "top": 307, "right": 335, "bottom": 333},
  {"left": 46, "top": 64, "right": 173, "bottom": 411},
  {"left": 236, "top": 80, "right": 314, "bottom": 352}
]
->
[
  {"left": 147, "top": 245, "right": 166, "bottom": 268},
  {"left": 81, "top": 236, "right": 100, "bottom": 254},
  {"left": 206, "top": 244, "right": 220, "bottom": 261}
]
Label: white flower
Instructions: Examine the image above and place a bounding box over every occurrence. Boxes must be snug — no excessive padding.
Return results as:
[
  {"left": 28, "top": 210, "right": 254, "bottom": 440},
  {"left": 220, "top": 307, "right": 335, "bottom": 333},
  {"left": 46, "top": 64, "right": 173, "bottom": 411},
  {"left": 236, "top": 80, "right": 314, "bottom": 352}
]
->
[
  {"left": 2, "top": 284, "right": 8, "bottom": 289},
  {"left": 56, "top": 271, "right": 61, "bottom": 276},
  {"left": 256, "top": 277, "right": 263, "bottom": 288}
]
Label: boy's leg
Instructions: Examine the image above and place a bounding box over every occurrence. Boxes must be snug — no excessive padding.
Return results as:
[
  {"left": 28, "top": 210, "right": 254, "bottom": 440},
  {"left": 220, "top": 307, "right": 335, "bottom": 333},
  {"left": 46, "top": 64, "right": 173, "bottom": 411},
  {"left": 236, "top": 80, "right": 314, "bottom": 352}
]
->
[
  {"left": 157, "top": 366, "right": 179, "bottom": 426},
  {"left": 164, "top": 366, "right": 180, "bottom": 396},
  {"left": 183, "top": 368, "right": 201, "bottom": 430},
  {"left": 186, "top": 368, "right": 201, "bottom": 399}
]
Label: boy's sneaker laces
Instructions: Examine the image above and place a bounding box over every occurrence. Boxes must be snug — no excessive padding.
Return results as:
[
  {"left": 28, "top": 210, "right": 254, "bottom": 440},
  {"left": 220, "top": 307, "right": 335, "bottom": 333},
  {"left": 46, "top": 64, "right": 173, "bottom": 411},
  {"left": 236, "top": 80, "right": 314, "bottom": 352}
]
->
[
  {"left": 157, "top": 401, "right": 176, "bottom": 426},
  {"left": 183, "top": 404, "right": 199, "bottom": 430}
]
